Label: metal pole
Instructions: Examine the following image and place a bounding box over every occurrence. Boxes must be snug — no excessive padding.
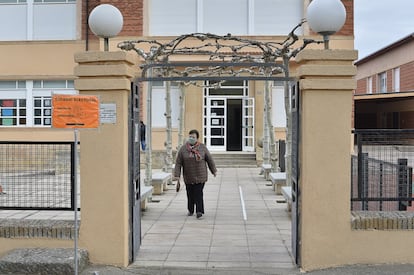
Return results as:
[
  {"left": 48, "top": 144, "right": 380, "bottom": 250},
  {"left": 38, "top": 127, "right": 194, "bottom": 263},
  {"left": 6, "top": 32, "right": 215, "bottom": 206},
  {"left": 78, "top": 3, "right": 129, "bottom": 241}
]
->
[
  {"left": 73, "top": 129, "right": 79, "bottom": 275},
  {"left": 323, "top": 34, "right": 329, "bottom": 50},
  {"left": 104, "top": 37, "right": 109, "bottom": 51}
]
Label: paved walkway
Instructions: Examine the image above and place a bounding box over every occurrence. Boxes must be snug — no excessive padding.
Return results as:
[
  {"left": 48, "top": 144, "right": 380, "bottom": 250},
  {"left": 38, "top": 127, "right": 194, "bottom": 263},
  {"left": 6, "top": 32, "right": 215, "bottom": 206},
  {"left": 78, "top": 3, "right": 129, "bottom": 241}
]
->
[{"left": 128, "top": 167, "right": 296, "bottom": 273}]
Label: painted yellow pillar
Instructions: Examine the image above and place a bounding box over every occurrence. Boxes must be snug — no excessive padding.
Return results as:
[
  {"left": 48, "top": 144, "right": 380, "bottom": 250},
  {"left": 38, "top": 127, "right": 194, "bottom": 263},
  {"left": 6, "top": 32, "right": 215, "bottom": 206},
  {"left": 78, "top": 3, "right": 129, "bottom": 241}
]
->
[
  {"left": 74, "top": 51, "right": 138, "bottom": 266},
  {"left": 295, "top": 50, "right": 357, "bottom": 271}
]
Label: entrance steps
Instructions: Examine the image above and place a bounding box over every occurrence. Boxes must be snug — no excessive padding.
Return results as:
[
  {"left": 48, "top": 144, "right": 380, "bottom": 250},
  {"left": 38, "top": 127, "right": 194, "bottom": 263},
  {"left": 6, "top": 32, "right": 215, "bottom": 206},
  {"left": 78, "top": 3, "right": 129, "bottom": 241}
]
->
[{"left": 211, "top": 152, "right": 257, "bottom": 167}]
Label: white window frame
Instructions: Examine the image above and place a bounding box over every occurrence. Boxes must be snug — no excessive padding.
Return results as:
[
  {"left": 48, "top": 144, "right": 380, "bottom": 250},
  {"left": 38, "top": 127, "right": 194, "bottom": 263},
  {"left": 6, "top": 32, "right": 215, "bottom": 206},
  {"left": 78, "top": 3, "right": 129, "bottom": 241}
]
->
[
  {"left": 392, "top": 67, "right": 400, "bottom": 92},
  {"left": 366, "top": 76, "right": 373, "bottom": 94},
  {"left": 149, "top": 0, "right": 303, "bottom": 36},
  {"left": 151, "top": 82, "right": 180, "bottom": 128},
  {"left": 271, "top": 81, "right": 286, "bottom": 127},
  {"left": 0, "top": 80, "right": 76, "bottom": 127},
  {"left": 378, "top": 72, "right": 387, "bottom": 93},
  {"left": 0, "top": 0, "right": 77, "bottom": 41}
]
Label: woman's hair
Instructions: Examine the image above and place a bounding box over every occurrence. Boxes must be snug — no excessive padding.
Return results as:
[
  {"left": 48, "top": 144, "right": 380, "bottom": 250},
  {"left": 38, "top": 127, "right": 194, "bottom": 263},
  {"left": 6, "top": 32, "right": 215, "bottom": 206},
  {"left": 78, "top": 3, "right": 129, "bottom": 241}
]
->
[{"left": 189, "top": 129, "right": 199, "bottom": 139}]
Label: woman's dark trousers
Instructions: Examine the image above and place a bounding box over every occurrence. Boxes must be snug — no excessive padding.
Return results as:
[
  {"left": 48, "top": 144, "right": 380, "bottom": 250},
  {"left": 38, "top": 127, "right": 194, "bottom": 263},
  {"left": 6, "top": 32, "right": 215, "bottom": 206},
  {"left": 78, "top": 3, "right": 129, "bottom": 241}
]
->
[{"left": 185, "top": 183, "right": 205, "bottom": 214}]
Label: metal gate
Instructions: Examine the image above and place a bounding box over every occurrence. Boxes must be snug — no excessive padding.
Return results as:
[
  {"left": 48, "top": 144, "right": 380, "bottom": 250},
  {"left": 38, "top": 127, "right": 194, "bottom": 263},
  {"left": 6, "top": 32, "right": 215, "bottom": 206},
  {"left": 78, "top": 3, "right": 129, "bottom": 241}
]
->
[
  {"left": 129, "top": 81, "right": 141, "bottom": 262},
  {"left": 291, "top": 82, "right": 301, "bottom": 266}
]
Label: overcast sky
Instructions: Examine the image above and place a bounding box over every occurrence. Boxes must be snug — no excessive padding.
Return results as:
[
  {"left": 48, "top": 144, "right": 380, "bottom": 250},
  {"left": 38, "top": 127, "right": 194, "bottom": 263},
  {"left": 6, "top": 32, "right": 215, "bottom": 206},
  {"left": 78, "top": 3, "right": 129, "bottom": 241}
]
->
[{"left": 354, "top": 0, "right": 414, "bottom": 60}]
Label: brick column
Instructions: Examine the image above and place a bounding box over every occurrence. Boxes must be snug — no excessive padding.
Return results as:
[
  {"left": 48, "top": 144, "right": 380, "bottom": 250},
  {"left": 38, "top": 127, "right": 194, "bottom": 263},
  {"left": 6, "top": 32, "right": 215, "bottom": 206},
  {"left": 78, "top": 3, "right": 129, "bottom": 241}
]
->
[
  {"left": 74, "top": 51, "right": 138, "bottom": 266},
  {"left": 295, "top": 50, "right": 357, "bottom": 270}
]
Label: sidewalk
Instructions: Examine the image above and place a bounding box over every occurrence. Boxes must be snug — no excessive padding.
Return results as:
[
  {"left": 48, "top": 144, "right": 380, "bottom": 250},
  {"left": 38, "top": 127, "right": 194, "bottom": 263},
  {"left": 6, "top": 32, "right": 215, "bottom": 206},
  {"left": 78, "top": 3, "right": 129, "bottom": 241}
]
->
[
  {"left": 3, "top": 167, "right": 414, "bottom": 274},
  {"left": 127, "top": 167, "right": 296, "bottom": 273},
  {"left": 81, "top": 167, "right": 414, "bottom": 274}
]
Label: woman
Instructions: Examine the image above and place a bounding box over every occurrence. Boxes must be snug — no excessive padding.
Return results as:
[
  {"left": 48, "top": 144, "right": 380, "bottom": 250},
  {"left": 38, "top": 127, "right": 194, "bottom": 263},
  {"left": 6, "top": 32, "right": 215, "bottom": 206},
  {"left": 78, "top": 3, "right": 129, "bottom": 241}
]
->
[{"left": 174, "top": 129, "right": 217, "bottom": 219}]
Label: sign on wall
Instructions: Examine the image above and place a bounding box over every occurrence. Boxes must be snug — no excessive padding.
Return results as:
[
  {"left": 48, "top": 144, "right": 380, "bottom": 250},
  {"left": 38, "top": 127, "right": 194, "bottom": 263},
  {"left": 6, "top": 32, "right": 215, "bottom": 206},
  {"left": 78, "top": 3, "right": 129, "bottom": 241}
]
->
[{"left": 52, "top": 94, "right": 100, "bottom": 129}]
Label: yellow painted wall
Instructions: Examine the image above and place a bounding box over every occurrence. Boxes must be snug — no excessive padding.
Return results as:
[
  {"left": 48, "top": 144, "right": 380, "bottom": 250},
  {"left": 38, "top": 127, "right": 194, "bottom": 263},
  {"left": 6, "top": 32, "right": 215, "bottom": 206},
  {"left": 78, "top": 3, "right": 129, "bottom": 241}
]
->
[
  {"left": 74, "top": 51, "right": 137, "bottom": 266},
  {"left": 297, "top": 49, "right": 414, "bottom": 271},
  {"left": 0, "top": 41, "right": 85, "bottom": 79}
]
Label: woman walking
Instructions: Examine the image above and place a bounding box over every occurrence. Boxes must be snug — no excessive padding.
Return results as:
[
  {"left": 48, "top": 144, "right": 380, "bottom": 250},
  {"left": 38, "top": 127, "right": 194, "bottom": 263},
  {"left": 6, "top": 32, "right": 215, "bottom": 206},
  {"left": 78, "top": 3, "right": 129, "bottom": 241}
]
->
[{"left": 174, "top": 129, "right": 217, "bottom": 219}]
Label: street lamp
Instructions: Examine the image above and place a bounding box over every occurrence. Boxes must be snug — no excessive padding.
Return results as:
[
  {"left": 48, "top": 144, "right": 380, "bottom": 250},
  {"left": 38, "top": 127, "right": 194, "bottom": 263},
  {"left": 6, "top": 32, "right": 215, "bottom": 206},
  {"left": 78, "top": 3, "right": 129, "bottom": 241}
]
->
[
  {"left": 88, "top": 4, "right": 123, "bottom": 51},
  {"left": 306, "top": 0, "right": 346, "bottom": 49}
]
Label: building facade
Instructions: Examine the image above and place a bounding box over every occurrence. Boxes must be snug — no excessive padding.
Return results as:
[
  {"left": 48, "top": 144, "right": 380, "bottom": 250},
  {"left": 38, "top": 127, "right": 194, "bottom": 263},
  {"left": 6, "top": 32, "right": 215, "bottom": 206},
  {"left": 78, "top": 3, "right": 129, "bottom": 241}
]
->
[
  {"left": 354, "top": 33, "right": 414, "bottom": 129},
  {"left": 1, "top": 0, "right": 354, "bottom": 156}
]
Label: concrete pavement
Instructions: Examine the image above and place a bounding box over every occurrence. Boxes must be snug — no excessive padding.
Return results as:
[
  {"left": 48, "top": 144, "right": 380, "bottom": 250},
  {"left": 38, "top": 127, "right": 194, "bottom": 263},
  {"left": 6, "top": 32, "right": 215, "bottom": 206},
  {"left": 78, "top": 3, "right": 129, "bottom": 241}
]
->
[
  {"left": 130, "top": 167, "right": 295, "bottom": 273},
  {"left": 3, "top": 166, "right": 414, "bottom": 274},
  {"left": 81, "top": 167, "right": 414, "bottom": 274}
]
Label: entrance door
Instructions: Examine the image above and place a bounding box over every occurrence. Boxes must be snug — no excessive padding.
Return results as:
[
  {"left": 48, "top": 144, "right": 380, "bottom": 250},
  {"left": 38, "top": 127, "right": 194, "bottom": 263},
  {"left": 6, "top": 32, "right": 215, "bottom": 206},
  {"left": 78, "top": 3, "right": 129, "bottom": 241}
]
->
[
  {"left": 242, "top": 98, "right": 255, "bottom": 152},
  {"left": 205, "top": 98, "right": 226, "bottom": 151},
  {"left": 227, "top": 99, "right": 242, "bottom": 151}
]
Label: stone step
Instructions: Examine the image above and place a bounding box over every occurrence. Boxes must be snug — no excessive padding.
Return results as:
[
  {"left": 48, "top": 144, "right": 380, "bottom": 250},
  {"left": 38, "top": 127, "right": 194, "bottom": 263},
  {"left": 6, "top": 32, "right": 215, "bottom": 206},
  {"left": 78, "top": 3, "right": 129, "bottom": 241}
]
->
[
  {"left": 0, "top": 248, "right": 88, "bottom": 275},
  {"left": 212, "top": 153, "right": 257, "bottom": 167}
]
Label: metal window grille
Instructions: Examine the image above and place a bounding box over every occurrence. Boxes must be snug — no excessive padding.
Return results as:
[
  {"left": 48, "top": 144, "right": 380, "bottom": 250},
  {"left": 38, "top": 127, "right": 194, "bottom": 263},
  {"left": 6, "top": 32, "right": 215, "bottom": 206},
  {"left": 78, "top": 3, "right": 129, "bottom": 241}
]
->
[
  {"left": 351, "top": 130, "right": 414, "bottom": 211},
  {"left": 0, "top": 141, "right": 75, "bottom": 210}
]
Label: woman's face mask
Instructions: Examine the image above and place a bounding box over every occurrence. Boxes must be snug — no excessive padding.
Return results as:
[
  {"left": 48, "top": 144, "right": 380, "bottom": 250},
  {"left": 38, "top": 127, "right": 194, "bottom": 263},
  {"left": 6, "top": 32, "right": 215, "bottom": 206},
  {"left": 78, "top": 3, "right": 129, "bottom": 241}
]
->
[{"left": 188, "top": 136, "right": 197, "bottom": 145}]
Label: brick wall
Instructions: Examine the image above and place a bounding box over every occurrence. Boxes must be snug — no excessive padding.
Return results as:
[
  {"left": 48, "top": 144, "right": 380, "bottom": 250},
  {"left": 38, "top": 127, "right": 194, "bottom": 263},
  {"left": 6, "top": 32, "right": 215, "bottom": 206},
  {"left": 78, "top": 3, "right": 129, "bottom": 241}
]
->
[
  {"left": 82, "top": 0, "right": 143, "bottom": 41},
  {"left": 387, "top": 70, "right": 393, "bottom": 92},
  {"left": 400, "top": 61, "right": 414, "bottom": 91},
  {"left": 309, "top": 0, "right": 354, "bottom": 36},
  {"left": 356, "top": 78, "right": 366, "bottom": 94},
  {"left": 337, "top": 0, "right": 354, "bottom": 36}
]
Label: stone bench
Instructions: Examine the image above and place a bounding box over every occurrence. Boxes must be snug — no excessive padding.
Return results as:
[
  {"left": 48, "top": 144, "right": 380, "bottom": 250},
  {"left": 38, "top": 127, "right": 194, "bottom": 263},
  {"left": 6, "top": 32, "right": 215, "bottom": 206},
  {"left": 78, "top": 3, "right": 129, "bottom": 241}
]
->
[
  {"left": 270, "top": 172, "right": 286, "bottom": 195},
  {"left": 281, "top": 186, "right": 292, "bottom": 212},
  {"left": 261, "top": 164, "right": 272, "bottom": 180},
  {"left": 151, "top": 172, "right": 171, "bottom": 195},
  {"left": 140, "top": 184, "right": 153, "bottom": 210}
]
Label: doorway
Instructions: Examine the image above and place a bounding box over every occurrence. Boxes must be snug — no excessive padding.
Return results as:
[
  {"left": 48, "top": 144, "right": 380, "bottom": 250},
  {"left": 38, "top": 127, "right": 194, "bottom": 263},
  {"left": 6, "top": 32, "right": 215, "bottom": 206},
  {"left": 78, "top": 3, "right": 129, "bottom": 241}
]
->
[{"left": 227, "top": 99, "right": 242, "bottom": 151}]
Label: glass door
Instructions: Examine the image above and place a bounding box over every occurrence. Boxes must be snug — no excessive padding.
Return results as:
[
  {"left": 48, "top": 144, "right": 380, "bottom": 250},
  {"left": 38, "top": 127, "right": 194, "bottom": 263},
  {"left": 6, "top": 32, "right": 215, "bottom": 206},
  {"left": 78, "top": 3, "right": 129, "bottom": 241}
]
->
[
  {"left": 242, "top": 97, "right": 255, "bottom": 151},
  {"left": 204, "top": 98, "right": 226, "bottom": 151}
]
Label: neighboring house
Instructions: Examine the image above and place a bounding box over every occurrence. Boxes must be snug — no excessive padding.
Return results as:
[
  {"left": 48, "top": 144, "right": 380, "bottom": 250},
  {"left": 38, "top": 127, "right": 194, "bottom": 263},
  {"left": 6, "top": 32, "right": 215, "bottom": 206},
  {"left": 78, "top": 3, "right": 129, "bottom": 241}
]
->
[
  {"left": 354, "top": 33, "right": 414, "bottom": 129},
  {"left": 0, "top": 0, "right": 355, "bottom": 155}
]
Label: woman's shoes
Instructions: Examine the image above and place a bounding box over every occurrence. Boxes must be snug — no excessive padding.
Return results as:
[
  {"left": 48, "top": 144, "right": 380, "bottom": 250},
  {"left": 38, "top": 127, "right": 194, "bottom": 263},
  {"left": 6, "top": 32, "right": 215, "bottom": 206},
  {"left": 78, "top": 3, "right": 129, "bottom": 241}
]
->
[
  {"left": 187, "top": 211, "right": 194, "bottom": 216},
  {"left": 196, "top": 213, "right": 203, "bottom": 219}
]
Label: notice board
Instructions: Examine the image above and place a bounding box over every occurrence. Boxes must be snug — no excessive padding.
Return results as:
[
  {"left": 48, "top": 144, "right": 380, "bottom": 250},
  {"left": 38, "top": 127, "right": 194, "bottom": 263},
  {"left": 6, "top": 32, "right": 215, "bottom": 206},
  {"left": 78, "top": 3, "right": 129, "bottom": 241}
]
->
[{"left": 52, "top": 94, "right": 99, "bottom": 129}]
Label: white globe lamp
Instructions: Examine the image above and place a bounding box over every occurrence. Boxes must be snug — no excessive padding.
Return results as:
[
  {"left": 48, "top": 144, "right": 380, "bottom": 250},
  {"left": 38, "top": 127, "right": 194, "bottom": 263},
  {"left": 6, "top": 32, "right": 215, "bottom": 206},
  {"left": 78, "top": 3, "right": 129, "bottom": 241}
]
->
[
  {"left": 88, "top": 4, "right": 123, "bottom": 51},
  {"left": 306, "top": 0, "right": 346, "bottom": 49}
]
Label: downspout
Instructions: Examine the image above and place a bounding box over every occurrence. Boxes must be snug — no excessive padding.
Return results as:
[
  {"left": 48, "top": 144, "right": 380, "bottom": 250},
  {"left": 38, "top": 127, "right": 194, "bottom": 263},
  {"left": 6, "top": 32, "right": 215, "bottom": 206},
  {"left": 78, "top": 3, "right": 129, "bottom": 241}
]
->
[{"left": 85, "top": 0, "right": 89, "bottom": 51}]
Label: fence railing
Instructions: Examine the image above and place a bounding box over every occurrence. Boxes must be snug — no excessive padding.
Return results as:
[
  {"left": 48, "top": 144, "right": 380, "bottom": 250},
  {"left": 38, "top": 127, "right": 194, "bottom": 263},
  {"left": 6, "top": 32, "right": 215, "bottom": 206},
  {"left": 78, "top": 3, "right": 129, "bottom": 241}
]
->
[
  {"left": 351, "top": 129, "right": 414, "bottom": 211},
  {"left": 0, "top": 141, "right": 75, "bottom": 210}
]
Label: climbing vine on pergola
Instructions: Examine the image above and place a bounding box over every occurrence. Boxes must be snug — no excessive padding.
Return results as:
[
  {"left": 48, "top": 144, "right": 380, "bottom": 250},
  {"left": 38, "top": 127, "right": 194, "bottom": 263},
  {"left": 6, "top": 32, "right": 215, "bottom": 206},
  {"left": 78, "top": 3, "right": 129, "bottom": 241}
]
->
[{"left": 118, "top": 19, "right": 322, "bottom": 186}]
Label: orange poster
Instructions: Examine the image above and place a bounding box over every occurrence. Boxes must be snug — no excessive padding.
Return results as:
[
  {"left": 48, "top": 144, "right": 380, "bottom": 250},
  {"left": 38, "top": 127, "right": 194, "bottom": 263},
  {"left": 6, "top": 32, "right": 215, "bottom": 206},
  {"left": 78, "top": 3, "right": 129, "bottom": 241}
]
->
[{"left": 52, "top": 94, "right": 99, "bottom": 129}]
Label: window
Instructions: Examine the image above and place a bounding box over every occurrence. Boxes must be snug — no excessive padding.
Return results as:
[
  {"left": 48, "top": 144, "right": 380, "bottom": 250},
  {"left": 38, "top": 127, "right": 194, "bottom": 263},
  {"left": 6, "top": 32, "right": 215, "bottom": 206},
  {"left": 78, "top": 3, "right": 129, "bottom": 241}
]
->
[
  {"left": 0, "top": 0, "right": 76, "bottom": 41},
  {"left": 392, "top": 67, "right": 400, "bottom": 92},
  {"left": 33, "top": 96, "right": 51, "bottom": 126},
  {"left": 378, "top": 72, "right": 387, "bottom": 93},
  {"left": 0, "top": 99, "right": 26, "bottom": 126},
  {"left": 366, "top": 76, "right": 372, "bottom": 94},
  {"left": 149, "top": 0, "right": 303, "bottom": 36},
  {"left": 151, "top": 82, "right": 180, "bottom": 127},
  {"left": 0, "top": 80, "right": 76, "bottom": 127},
  {"left": 272, "top": 82, "right": 286, "bottom": 127}
]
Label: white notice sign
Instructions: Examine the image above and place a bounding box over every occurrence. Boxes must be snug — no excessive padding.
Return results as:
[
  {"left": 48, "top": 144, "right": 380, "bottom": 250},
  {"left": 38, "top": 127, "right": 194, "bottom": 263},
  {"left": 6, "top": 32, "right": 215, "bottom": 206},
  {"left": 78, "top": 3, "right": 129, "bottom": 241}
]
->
[{"left": 100, "top": 103, "right": 117, "bottom": 124}]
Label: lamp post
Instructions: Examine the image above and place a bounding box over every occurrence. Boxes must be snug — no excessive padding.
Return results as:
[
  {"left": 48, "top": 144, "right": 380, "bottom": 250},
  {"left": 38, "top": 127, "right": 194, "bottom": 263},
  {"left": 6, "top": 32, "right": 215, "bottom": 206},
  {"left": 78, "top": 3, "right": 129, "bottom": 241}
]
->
[
  {"left": 88, "top": 4, "right": 123, "bottom": 51},
  {"left": 306, "top": 0, "right": 346, "bottom": 49}
]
